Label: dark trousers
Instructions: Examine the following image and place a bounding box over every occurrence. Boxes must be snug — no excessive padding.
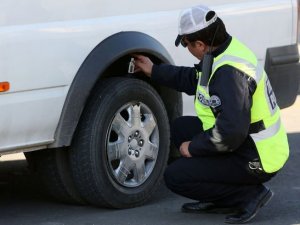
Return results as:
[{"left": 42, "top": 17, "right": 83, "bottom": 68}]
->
[{"left": 164, "top": 116, "right": 275, "bottom": 207}]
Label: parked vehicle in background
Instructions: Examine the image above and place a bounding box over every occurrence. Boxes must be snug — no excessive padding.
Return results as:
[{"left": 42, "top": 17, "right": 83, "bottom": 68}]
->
[{"left": 0, "top": 0, "right": 299, "bottom": 208}]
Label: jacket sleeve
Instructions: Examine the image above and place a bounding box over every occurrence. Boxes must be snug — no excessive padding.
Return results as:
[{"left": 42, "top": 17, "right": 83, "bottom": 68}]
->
[
  {"left": 151, "top": 64, "right": 198, "bottom": 95},
  {"left": 188, "top": 65, "right": 253, "bottom": 156}
]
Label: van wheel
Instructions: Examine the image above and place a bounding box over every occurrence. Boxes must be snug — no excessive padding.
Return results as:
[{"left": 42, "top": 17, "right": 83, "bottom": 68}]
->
[
  {"left": 69, "top": 77, "right": 170, "bottom": 208},
  {"left": 25, "top": 148, "right": 84, "bottom": 204}
]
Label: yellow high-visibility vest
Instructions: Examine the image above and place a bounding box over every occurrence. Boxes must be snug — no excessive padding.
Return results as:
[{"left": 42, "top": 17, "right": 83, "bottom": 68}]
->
[{"left": 194, "top": 37, "right": 289, "bottom": 173}]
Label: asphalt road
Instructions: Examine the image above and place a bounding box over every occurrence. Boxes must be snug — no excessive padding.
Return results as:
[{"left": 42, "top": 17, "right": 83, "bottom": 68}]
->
[{"left": 0, "top": 97, "right": 299, "bottom": 225}]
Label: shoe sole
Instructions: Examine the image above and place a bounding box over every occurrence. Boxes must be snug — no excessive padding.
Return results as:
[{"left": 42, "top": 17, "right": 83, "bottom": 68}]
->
[
  {"left": 225, "top": 189, "right": 274, "bottom": 224},
  {"left": 260, "top": 190, "right": 274, "bottom": 208},
  {"left": 242, "top": 190, "right": 274, "bottom": 223},
  {"left": 182, "top": 207, "right": 239, "bottom": 214}
]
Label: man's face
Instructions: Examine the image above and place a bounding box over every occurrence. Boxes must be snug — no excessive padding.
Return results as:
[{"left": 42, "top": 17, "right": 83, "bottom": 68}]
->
[{"left": 182, "top": 37, "right": 208, "bottom": 60}]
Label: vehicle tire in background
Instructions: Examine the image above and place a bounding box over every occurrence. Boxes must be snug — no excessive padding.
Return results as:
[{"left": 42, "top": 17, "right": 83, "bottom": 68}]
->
[
  {"left": 24, "top": 148, "right": 85, "bottom": 204},
  {"left": 69, "top": 77, "right": 170, "bottom": 208}
]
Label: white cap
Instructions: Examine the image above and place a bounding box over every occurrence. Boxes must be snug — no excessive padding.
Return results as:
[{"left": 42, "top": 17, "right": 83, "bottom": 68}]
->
[{"left": 175, "top": 5, "right": 218, "bottom": 47}]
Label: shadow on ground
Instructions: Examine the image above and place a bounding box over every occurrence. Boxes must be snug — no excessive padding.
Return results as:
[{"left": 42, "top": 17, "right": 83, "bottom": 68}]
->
[{"left": 0, "top": 132, "right": 299, "bottom": 225}]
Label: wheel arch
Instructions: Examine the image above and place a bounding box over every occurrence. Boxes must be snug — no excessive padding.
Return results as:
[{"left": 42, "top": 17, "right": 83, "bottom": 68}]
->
[{"left": 50, "top": 31, "right": 182, "bottom": 148}]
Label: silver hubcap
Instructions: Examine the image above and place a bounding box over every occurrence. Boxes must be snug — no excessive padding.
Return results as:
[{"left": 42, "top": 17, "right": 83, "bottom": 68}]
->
[{"left": 106, "top": 102, "right": 159, "bottom": 187}]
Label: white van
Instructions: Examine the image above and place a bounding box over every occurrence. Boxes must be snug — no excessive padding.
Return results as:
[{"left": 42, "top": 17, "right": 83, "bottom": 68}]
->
[{"left": 0, "top": 0, "right": 299, "bottom": 208}]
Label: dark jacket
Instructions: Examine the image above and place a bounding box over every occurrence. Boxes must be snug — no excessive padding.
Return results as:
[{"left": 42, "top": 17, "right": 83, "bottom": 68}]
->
[{"left": 151, "top": 36, "right": 259, "bottom": 160}]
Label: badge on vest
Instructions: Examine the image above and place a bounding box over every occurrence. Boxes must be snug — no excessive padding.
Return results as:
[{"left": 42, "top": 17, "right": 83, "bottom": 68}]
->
[
  {"left": 197, "top": 92, "right": 210, "bottom": 107},
  {"left": 197, "top": 92, "right": 222, "bottom": 108},
  {"left": 209, "top": 95, "right": 222, "bottom": 108}
]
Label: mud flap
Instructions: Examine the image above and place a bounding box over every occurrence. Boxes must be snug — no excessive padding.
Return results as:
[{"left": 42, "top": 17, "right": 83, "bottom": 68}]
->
[{"left": 265, "top": 44, "right": 300, "bottom": 109}]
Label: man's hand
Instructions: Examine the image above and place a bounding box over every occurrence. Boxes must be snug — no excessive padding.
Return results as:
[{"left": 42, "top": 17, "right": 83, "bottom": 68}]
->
[
  {"left": 133, "top": 55, "right": 153, "bottom": 77},
  {"left": 179, "top": 141, "right": 192, "bottom": 158}
]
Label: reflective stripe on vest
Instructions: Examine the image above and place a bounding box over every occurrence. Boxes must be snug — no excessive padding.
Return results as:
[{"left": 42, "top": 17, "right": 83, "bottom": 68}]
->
[
  {"left": 250, "top": 117, "right": 281, "bottom": 142},
  {"left": 212, "top": 55, "right": 264, "bottom": 84},
  {"left": 194, "top": 37, "right": 289, "bottom": 173}
]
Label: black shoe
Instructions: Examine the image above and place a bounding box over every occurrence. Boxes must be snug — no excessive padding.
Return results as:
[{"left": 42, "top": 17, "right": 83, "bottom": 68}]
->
[
  {"left": 182, "top": 202, "right": 239, "bottom": 214},
  {"left": 225, "top": 186, "right": 274, "bottom": 224}
]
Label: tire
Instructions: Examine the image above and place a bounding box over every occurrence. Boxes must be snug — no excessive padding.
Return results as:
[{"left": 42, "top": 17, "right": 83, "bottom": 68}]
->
[
  {"left": 25, "top": 148, "right": 84, "bottom": 204},
  {"left": 69, "top": 77, "right": 170, "bottom": 208}
]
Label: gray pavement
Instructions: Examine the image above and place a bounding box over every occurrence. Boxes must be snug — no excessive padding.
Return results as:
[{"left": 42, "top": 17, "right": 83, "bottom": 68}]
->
[{"left": 0, "top": 97, "right": 299, "bottom": 225}]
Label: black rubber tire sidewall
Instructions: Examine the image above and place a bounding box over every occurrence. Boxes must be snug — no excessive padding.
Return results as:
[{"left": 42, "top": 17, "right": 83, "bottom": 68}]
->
[{"left": 70, "top": 77, "right": 170, "bottom": 208}]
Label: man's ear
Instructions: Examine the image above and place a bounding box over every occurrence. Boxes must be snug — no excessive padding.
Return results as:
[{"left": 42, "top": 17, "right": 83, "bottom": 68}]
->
[{"left": 195, "top": 40, "right": 207, "bottom": 52}]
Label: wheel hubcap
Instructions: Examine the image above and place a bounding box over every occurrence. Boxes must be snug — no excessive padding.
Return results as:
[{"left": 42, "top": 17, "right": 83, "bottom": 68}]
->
[{"left": 106, "top": 102, "right": 159, "bottom": 187}]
